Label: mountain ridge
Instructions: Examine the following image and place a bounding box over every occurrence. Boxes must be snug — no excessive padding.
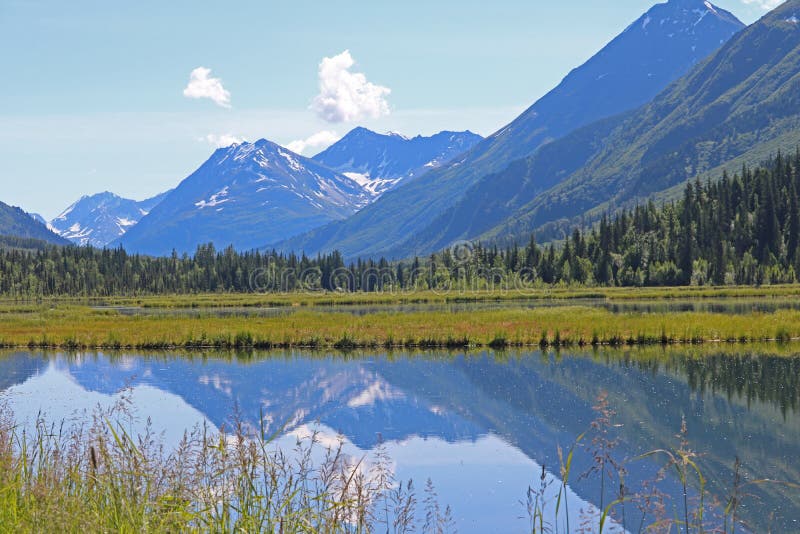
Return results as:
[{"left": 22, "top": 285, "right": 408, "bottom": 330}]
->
[
  {"left": 274, "top": 0, "right": 745, "bottom": 260},
  {"left": 50, "top": 190, "right": 171, "bottom": 247},
  {"left": 115, "top": 139, "right": 370, "bottom": 256},
  {"left": 472, "top": 0, "right": 800, "bottom": 246},
  {"left": 312, "top": 128, "right": 483, "bottom": 197},
  {"left": 0, "top": 201, "right": 70, "bottom": 246}
]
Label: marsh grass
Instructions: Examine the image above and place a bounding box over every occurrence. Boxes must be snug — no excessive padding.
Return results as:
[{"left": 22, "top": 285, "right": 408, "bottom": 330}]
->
[
  {"left": 0, "top": 382, "right": 796, "bottom": 533},
  {"left": 0, "top": 399, "right": 452, "bottom": 534},
  {"left": 3, "top": 302, "right": 800, "bottom": 351}
]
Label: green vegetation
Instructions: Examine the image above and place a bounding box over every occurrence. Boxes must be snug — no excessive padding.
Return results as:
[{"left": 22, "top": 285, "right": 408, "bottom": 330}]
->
[
  {"left": 407, "top": 151, "right": 800, "bottom": 289},
  {"left": 507, "top": 151, "right": 800, "bottom": 286},
  {"left": 0, "top": 235, "right": 57, "bottom": 252},
  {"left": 2, "top": 301, "right": 800, "bottom": 350},
  {"left": 0, "top": 386, "right": 789, "bottom": 533},
  {"left": 3, "top": 154, "right": 800, "bottom": 297},
  {"left": 480, "top": 2, "right": 800, "bottom": 247},
  {"left": 17, "top": 284, "right": 800, "bottom": 310},
  {"left": 0, "top": 201, "right": 68, "bottom": 246},
  {"left": 0, "top": 403, "right": 453, "bottom": 533}
]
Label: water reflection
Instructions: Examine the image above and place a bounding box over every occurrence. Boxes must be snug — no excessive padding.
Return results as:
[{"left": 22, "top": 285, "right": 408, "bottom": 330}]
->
[
  {"left": 0, "top": 348, "right": 797, "bottom": 532},
  {"left": 92, "top": 296, "right": 800, "bottom": 319}
]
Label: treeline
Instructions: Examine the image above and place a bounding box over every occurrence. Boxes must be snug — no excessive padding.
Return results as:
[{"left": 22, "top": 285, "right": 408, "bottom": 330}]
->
[
  {"left": 333, "top": 149, "right": 800, "bottom": 289},
  {"left": 510, "top": 150, "right": 800, "bottom": 287},
  {"left": 0, "top": 244, "right": 353, "bottom": 297},
  {"left": 0, "top": 235, "right": 54, "bottom": 252},
  {"left": 1, "top": 152, "right": 799, "bottom": 297}
]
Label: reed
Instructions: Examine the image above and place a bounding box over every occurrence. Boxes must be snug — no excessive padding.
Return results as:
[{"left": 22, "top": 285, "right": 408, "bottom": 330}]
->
[
  {"left": 524, "top": 394, "right": 800, "bottom": 534},
  {"left": 0, "top": 402, "right": 445, "bottom": 533},
  {"left": 1, "top": 391, "right": 793, "bottom": 533}
]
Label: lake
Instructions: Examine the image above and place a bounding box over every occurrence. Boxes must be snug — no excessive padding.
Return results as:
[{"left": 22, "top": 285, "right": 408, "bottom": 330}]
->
[
  {"left": 91, "top": 296, "right": 800, "bottom": 319},
  {"left": 0, "top": 348, "right": 797, "bottom": 532}
]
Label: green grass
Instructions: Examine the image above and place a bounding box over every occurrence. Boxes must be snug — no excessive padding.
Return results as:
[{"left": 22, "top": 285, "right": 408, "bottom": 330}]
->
[{"left": 2, "top": 296, "right": 800, "bottom": 350}]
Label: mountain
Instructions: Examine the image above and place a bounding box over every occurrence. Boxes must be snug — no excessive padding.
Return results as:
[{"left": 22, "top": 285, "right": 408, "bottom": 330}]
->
[
  {"left": 28, "top": 213, "right": 47, "bottom": 225},
  {"left": 50, "top": 191, "right": 171, "bottom": 247},
  {"left": 116, "top": 140, "right": 370, "bottom": 256},
  {"left": 276, "top": 0, "right": 744, "bottom": 260},
  {"left": 0, "top": 201, "right": 69, "bottom": 245},
  {"left": 312, "top": 128, "right": 483, "bottom": 197},
  {"left": 464, "top": 0, "right": 800, "bottom": 246}
]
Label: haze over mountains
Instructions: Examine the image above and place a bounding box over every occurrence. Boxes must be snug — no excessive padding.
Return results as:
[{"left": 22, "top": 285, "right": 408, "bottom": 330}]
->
[
  {"left": 397, "top": 0, "right": 800, "bottom": 253},
  {"left": 114, "top": 139, "right": 372, "bottom": 256}
]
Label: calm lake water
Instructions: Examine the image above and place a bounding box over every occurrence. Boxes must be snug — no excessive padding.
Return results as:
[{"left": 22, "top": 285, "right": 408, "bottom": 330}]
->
[
  {"left": 92, "top": 297, "right": 800, "bottom": 318},
  {"left": 0, "top": 348, "right": 797, "bottom": 532}
]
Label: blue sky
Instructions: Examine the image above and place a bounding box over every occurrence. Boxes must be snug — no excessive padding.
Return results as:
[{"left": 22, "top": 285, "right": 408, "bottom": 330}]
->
[{"left": 0, "top": 0, "right": 779, "bottom": 218}]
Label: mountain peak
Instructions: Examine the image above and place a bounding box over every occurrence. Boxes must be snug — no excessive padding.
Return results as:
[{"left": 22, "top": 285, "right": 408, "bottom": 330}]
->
[
  {"left": 350, "top": 126, "right": 373, "bottom": 135},
  {"left": 338, "top": 127, "right": 379, "bottom": 141},
  {"left": 49, "top": 191, "right": 169, "bottom": 248},
  {"left": 667, "top": 0, "right": 707, "bottom": 5},
  {"left": 211, "top": 138, "right": 299, "bottom": 168},
  {"left": 632, "top": 0, "right": 742, "bottom": 34},
  {"left": 313, "top": 130, "right": 483, "bottom": 198},
  {"left": 116, "top": 135, "right": 372, "bottom": 255},
  {"left": 663, "top": 0, "right": 720, "bottom": 10}
]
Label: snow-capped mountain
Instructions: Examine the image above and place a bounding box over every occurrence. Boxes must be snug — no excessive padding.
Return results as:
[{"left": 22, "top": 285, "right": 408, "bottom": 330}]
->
[
  {"left": 312, "top": 128, "right": 483, "bottom": 197},
  {"left": 115, "top": 139, "right": 370, "bottom": 256},
  {"left": 50, "top": 191, "right": 171, "bottom": 247}
]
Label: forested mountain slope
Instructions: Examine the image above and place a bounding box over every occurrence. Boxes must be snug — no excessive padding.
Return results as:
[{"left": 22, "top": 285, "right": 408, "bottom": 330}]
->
[
  {"left": 476, "top": 0, "right": 800, "bottom": 246},
  {"left": 0, "top": 201, "right": 69, "bottom": 245}
]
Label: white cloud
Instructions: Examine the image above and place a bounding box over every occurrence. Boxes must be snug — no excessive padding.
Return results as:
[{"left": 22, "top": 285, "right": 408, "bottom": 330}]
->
[
  {"left": 311, "top": 50, "right": 391, "bottom": 123},
  {"left": 201, "top": 133, "right": 245, "bottom": 148},
  {"left": 183, "top": 67, "right": 232, "bottom": 108},
  {"left": 284, "top": 130, "right": 340, "bottom": 155},
  {"left": 741, "top": 0, "right": 785, "bottom": 9}
]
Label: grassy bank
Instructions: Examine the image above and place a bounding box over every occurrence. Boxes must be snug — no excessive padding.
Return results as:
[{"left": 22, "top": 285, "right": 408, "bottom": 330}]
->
[{"left": 2, "top": 302, "right": 800, "bottom": 350}]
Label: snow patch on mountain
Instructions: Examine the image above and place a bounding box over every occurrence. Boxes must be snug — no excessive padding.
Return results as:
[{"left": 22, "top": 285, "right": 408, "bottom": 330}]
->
[
  {"left": 50, "top": 190, "right": 171, "bottom": 247},
  {"left": 114, "top": 139, "right": 373, "bottom": 255},
  {"left": 195, "top": 187, "right": 231, "bottom": 209},
  {"left": 313, "top": 128, "right": 483, "bottom": 198}
]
